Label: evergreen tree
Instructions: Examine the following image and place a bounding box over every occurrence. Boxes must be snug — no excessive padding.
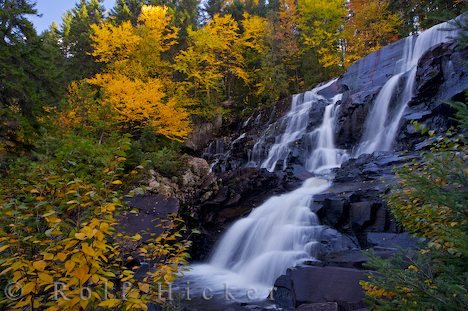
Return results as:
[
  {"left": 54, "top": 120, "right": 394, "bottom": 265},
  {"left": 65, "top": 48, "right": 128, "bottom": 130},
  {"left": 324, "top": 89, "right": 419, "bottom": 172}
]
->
[
  {"left": 61, "top": 0, "right": 105, "bottom": 82},
  {"left": 0, "top": 0, "right": 37, "bottom": 45},
  {"left": 204, "top": 0, "right": 225, "bottom": 20},
  {"left": 110, "top": 0, "right": 144, "bottom": 25},
  {"left": 390, "top": 0, "right": 466, "bottom": 36},
  {"left": 0, "top": 0, "right": 63, "bottom": 115}
]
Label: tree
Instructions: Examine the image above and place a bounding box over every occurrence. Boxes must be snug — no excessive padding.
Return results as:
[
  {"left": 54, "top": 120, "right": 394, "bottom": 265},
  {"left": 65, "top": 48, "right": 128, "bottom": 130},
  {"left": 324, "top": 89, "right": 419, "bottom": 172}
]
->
[
  {"left": 61, "top": 0, "right": 105, "bottom": 82},
  {"left": 174, "top": 14, "right": 248, "bottom": 109},
  {"left": 87, "top": 5, "right": 190, "bottom": 141},
  {"left": 204, "top": 0, "right": 226, "bottom": 19},
  {"left": 390, "top": 0, "right": 466, "bottom": 36},
  {"left": 273, "top": 0, "right": 302, "bottom": 91},
  {"left": 343, "top": 0, "right": 401, "bottom": 68},
  {"left": 109, "top": 0, "right": 144, "bottom": 25},
  {"left": 0, "top": 1, "right": 64, "bottom": 116},
  {"left": 0, "top": 0, "right": 37, "bottom": 45},
  {"left": 297, "top": 0, "right": 346, "bottom": 74}
]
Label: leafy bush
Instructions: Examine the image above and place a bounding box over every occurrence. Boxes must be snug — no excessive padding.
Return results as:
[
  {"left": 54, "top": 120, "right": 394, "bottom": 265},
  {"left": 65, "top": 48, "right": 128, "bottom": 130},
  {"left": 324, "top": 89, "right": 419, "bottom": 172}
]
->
[{"left": 0, "top": 127, "right": 191, "bottom": 310}]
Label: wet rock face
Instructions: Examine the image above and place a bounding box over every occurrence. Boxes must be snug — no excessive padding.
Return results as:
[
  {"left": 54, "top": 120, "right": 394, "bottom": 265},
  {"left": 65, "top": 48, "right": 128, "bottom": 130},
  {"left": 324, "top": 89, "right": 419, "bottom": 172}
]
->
[
  {"left": 202, "top": 96, "right": 293, "bottom": 173},
  {"left": 395, "top": 42, "right": 468, "bottom": 151},
  {"left": 334, "top": 89, "right": 377, "bottom": 149},
  {"left": 311, "top": 152, "right": 419, "bottom": 248}
]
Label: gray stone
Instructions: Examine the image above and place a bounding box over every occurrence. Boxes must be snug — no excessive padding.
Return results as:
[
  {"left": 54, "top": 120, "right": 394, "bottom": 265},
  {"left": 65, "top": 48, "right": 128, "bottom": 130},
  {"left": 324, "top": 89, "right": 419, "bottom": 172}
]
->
[
  {"left": 288, "top": 266, "right": 368, "bottom": 305},
  {"left": 273, "top": 274, "right": 296, "bottom": 309},
  {"left": 296, "top": 302, "right": 339, "bottom": 311}
]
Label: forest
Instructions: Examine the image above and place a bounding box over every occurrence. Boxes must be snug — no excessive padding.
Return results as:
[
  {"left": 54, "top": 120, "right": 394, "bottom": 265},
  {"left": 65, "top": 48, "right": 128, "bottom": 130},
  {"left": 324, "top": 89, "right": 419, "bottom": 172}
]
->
[{"left": 0, "top": 0, "right": 466, "bottom": 310}]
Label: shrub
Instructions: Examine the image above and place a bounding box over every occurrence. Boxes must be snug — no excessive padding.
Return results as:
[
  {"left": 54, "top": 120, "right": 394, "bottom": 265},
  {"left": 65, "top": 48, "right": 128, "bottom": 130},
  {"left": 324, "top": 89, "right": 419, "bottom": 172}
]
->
[{"left": 0, "top": 131, "right": 191, "bottom": 310}]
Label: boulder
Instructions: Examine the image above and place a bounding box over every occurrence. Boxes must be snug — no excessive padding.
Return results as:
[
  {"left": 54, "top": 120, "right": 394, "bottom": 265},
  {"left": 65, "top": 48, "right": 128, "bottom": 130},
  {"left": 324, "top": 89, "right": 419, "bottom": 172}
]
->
[
  {"left": 273, "top": 274, "right": 296, "bottom": 309},
  {"left": 274, "top": 266, "right": 369, "bottom": 309},
  {"left": 296, "top": 303, "right": 339, "bottom": 311}
]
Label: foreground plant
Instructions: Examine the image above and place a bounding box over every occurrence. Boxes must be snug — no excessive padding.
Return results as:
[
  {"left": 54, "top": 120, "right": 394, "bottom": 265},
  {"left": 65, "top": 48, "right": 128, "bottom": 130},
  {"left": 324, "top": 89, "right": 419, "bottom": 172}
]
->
[{"left": 0, "top": 132, "right": 191, "bottom": 310}]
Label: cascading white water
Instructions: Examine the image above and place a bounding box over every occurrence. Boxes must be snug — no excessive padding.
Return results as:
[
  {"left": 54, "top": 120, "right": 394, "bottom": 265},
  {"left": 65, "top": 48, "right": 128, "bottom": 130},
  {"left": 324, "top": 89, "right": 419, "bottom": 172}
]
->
[
  {"left": 356, "top": 21, "right": 460, "bottom": 155},
  {"left": 183, "top": 177, "right": 330, "bottom": 300},
  {"left": 306, "top": 94, "right": 349, "bottom": 173},
  {"left": 257, "top": 79, "right": 337, "bottom": 172}
]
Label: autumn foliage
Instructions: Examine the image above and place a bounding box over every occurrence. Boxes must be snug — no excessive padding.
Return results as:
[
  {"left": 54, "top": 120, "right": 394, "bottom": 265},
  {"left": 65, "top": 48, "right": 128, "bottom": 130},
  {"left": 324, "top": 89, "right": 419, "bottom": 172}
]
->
[
  {"left": 0, "top": 132, "right": 191, "bottom": 310},
  {"left": 343, "top": 0, "right": 401, "bottom": 67},
  {"left": 86, "top": 5, "right": 190, "bottom": 141}
]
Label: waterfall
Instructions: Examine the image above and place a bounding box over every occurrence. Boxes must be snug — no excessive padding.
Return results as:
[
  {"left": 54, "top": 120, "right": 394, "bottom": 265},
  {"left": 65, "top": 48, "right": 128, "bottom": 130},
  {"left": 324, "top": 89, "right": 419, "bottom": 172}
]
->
[
  {"left": 305, "top": 94, "right": 349, "bottom": 173},
  {"left": 183, "top": 177, "right": 330, "bottom": 300},
  {"left": 356, "top": 20, "right": 460, "bottom": 155},
  {"left": 249, "top": 79, "right": 337, "bottom": 172},
  {"left": 182, "top": 85, "right": 349, "bottom": 301}
]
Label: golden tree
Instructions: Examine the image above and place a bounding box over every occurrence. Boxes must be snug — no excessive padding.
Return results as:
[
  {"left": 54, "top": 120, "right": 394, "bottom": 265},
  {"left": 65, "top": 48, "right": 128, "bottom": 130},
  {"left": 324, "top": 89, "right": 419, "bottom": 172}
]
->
[
  {"left": 174, "top": 14, "right": 249, "bottom": 107},
  {"left": 87, "top": 5, "right": 190, "bottom": 141},
  {"left": 297, "top": 0, "right": 347, "bottom": 72},
  {"left": 343, "top": 0, "right": 401, "bottom": 67}
]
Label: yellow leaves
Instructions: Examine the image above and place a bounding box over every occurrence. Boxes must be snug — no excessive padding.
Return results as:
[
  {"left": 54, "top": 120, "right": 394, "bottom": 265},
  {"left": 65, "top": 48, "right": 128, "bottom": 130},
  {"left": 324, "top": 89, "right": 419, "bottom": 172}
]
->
[
  {"left": 56, "top": 252, "right": 68, "bottom": 262},
  {"left": 98, "top": 298, "right": 121, "bottom": 308},
  {"left": 81, "top": 4, "right": 191, "bottom": 142},
  {"left": 91, "top": 21, "right": 141, "bottom": 63},
  {"left": 241, "top": 13, "right": 268, "bottom": 53},
  {"left": 343, "top": 0, "right": 401, "bottom": 67},
  {"left": 33, "top": 260, "right": 47, "bottom": 271},
  {"left": 87, "top": 74, "right": 190, "bottom": 141},
  {"left": 64, "top": 240, "right": 79, "bottom": 250},
  {"left": 38, "top": 272, "right": 54, "bottom": 284},
  {"left": 100, "top": 222, "right": 110, "bottom": 232},
  {"left": 82, "top": 243, "right": 95, "bottom": 257},
  {"left": 0, "top": 244, "right": 10, "bottom": 252},
  {"left": 111, "top": 180, "right": 123, "bottom": 185},
  {"left": 74, "top": 265, "right": 90, "bottom": 284},
  {"left": 22, "top": 282, "right": 36, "bottom": 295},
  {"left": 297, "top": 0, "right": 346, "bottom": 70},
  {"left": 175, "top": 13, "right": 255, "bottom": 103},
  {"left": 139, "top": 282, "right": 150, "bottom": 293},
  {"left": 75, "top": 226, "right": 99, "bottom": 241},
  {"left": 360, "top": 281, "right": 397, "bottom": 298},
  {"left": 138, "top": 5, "right": 178, "bottom": 53},
  {"left": 65, "top": 260, "right": 75, "bottom": 273},
  {"left": 75, "top": 232, "right": 87, "bottom": 240}
]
